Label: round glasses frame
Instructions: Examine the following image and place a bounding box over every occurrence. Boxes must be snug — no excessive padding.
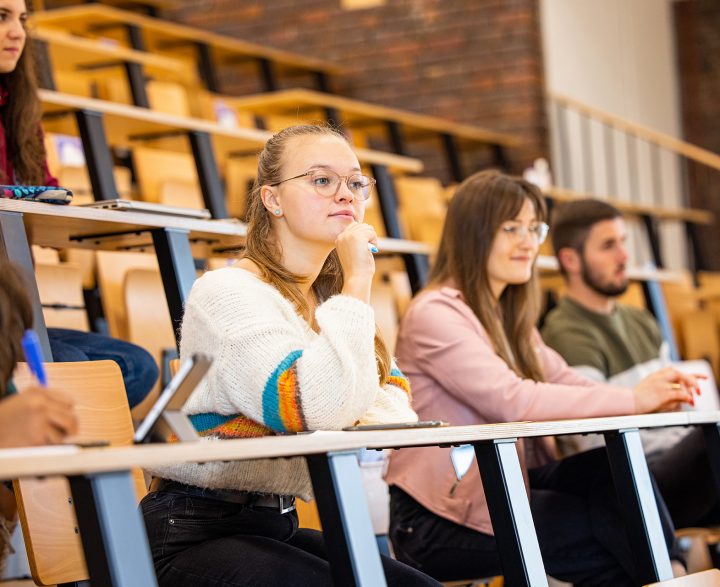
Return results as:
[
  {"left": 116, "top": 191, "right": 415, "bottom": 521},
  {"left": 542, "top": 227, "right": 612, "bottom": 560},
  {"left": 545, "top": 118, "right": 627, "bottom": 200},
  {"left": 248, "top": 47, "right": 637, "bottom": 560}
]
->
[
  {"left": 269, "top": 170, "right": 376, "bottom": 200},
  {"left": 500, "top": 222, "right": 550, "bottom": 245}
]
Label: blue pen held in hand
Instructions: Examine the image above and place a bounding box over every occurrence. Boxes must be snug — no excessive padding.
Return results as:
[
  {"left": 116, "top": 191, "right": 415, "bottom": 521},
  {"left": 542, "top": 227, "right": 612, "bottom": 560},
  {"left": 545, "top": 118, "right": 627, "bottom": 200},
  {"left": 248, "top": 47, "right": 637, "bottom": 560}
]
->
[
  {"left": 21, "top": 330, "right": 48, "bottom": 387},
  {"left": 368, "top": 242, "right": 379, "bottom": 254}
]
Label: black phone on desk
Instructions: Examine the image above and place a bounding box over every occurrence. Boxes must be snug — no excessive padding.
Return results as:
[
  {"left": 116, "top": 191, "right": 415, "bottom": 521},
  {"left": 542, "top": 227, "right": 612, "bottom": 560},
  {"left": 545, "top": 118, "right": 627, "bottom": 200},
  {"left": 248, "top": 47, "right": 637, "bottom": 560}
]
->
[
  {"left": 133, "top": 353, "right": 212, "bottom": 443},
  {"left": 342, "top": 420, "right": 448, "bottom": 431}
]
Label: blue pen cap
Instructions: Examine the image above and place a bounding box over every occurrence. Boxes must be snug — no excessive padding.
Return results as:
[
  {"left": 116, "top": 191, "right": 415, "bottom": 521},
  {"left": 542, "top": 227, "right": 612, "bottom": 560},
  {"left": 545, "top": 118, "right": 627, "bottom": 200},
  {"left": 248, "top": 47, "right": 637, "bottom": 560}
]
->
[{"left": 21, "top": 329, "right": 48, "bottom": 387}]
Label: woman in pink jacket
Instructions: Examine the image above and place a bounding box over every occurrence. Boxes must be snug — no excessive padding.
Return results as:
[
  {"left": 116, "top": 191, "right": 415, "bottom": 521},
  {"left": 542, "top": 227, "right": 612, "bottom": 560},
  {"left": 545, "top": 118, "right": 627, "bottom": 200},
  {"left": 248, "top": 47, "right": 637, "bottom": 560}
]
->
[{"left": 384, "top": 170, "right": 696, "bottom": 586}]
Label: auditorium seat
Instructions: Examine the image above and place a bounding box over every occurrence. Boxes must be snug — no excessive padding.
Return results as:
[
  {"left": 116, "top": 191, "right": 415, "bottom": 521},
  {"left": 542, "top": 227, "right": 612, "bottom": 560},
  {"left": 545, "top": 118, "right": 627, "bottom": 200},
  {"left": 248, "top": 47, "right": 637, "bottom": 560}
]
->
[{"left": 12, "top": 361, "right": 147, "bottom": 586}]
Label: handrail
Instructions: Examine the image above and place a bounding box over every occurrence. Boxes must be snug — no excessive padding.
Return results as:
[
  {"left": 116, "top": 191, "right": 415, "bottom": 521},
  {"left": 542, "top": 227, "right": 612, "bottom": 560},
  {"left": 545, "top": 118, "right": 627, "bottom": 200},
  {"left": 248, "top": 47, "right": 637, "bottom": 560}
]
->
[{"left": 549, "top": 92, "right": 720, "bottom": 172}]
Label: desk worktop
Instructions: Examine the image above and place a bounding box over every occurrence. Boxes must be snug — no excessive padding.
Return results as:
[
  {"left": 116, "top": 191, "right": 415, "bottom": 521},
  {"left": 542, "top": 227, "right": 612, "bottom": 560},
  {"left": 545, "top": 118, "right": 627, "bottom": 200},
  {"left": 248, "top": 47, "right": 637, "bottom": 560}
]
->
[
  {"left": 0, "top": 199, "right": 432, "bottom": 256},
  {"left": 39, "top": 90, "right": 424, "bottom": 173},
  {"left": 31, "top": 4, "right": 341, "bottom": 76},
  {"left": 0, "top": 411, "right": 713, "bottom": 481}
]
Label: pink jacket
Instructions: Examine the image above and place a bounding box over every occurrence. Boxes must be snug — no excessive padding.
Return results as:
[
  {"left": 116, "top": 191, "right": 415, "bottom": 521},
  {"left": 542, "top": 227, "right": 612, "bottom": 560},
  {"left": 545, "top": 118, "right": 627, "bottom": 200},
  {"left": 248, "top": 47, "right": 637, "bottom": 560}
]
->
[{"left": 384, "top": 286, "right": 636, "bottom": 535}]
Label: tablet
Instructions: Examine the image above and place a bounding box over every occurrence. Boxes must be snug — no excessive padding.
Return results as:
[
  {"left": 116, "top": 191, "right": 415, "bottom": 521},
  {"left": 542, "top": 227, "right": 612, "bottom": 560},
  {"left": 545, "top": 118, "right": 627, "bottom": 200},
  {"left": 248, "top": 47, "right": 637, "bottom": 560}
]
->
[
  {"left": 133, "top": 353, "right": 212, "bottom": 443},
  {"left": 342, "top": 420, "right": 448, "bottom": 431},
  {"left": 81, "top": 199, "right": 211, "bottom": 219}
]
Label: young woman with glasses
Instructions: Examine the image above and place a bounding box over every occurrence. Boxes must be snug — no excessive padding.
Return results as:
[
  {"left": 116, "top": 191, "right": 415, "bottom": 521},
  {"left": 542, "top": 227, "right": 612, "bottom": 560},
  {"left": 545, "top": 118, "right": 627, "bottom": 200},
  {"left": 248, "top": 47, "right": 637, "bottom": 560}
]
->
[
  {"left": 384, "top": 170, "right": 696, "bottom": 585},
  {"left": 141, "top": 124, "right": 440, "bottom": 587}
]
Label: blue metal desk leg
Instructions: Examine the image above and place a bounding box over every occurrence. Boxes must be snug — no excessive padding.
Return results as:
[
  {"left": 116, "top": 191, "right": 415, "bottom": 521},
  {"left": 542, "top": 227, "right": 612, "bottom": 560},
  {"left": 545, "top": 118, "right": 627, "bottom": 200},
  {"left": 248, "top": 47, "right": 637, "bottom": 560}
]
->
[
  {"left": 306, "top": 451, "right": 387, "bottom": 587},
  {"left": 0, "top": 210, "right": 53, "bottom": 360},
  {"left": 68, "top": 471, "right": 158, "bottom": 587},
  {"left": 604, "top": 428, "right": 673, "bottom": 584},
  {"left": 473, "top": 439, "right": 549, "bottom": 587},
  {"left": 151, "top": 227, "right": 196, "bottom": 348}
]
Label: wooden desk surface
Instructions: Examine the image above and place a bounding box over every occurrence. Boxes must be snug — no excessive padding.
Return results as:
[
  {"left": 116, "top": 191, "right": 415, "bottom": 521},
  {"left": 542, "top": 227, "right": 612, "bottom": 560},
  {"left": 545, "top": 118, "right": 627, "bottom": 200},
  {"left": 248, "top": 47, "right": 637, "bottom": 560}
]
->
[
  {"left": 0, "top": 199, "right": 431, "bottom": 256},
  {"left": 224, "top": 88, "right": 521, "bottom": 148},
  {"left": 534, "top": 254, "right": 685, "bottom": 283},
  {"left": 0, "top": 411, "right": 708, "bottom": 481},
  {"left": 547, "top": 186, "right": 714, "bottom": 226},
  {"left": 30, "top": 4, "right": 341, "bottom": 76},
  {"left": 33, "top": 27, "right": 196, "bottom": 83},
  {"left": 39, "top": 90, "right": 424, "bottom": 173}
]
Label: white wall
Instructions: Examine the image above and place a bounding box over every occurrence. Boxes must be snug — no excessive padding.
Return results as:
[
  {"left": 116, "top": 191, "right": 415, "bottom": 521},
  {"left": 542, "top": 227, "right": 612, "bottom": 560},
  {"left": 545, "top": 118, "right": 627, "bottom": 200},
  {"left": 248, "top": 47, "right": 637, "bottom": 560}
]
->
[{"left": 540, "top": 0, "right": 686, "bottom": 269}]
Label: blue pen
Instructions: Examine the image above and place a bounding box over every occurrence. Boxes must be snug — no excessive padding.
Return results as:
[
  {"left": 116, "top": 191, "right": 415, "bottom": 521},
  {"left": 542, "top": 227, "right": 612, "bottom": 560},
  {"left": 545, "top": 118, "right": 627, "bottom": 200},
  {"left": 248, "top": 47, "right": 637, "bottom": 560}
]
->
[
  {"left": 21, "top": 330, "right": 47, "bottom": 387},
  {"left": 367, "top": 242, "right": 379, "bottom": 254}
]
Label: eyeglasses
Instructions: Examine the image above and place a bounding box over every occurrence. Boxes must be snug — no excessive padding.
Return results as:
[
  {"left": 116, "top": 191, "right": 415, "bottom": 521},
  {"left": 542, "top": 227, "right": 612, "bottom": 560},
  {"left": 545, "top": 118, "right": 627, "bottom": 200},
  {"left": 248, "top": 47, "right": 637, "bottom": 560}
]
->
[
  {"left": 269, "top": 169, "right": 376, "bottom": 200},
  {"left": 500, "top": 222, "right": 550, "bottom": 244}
]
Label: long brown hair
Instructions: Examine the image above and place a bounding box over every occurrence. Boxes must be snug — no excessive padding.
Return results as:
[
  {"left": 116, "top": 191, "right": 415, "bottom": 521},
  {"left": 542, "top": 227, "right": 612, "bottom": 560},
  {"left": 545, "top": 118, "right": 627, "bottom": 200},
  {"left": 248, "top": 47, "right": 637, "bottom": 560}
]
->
[
  {"left": 1, "top": 28, "right": 47, "bottom": 185},
  {"left": 429, "top": 170, "right": 547, "bottom": 381},
  {"left": 244, "top": 124, "right": 392, "bottom": 384},
  {"left": 0, "top": 260, "right": 33, "bottom": 395}
]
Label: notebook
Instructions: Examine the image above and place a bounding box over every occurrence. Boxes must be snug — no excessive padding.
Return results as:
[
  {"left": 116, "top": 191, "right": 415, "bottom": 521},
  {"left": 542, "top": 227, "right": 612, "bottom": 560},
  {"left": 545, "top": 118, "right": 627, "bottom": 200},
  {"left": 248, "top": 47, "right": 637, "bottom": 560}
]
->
[{"left": 81, "top": 199, "right": 211, "bottom": 219}]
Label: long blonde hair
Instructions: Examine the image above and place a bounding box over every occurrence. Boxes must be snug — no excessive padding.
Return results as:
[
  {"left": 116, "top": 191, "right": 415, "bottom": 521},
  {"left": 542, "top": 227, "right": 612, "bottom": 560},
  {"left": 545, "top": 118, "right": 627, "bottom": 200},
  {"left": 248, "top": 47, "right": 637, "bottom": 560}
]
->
[
  {"left": 243, "top": 124, "right": 392, "bottom": 384},
  {"left": 429, "top": 170, "right": 547, "bottom": 381}
]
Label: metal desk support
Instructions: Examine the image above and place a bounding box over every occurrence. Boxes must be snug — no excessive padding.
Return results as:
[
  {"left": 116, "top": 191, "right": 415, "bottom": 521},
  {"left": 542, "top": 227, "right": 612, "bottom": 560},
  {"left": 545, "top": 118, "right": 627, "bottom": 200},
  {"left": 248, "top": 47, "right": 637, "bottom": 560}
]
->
[
  {"left": 604, "top": 429, "right": 673, "bottom": 584},
  {"left": 701, "top": 423, "right": 720, "bottom": 496},
  {"left": 474, "top": 439, "right": 549, "bottom": 587},
  {"left": 371, "top": 163, "right": 429, "bottom": 294},
  {"left": 188, "top": 131, "right": 229, "bottom": 219},
  {"left": 151, "top": 228, "right": 197, "bottom": 347},
  {"left": 74, "top": 109, "right": 118, "bottom": 201},
  {"left": 307, "top": 451, "right": 387, "bottom": 587},
  {"left": 69, "top": 471, "right": 158, "bottom": 587},
  {"left": 0, "top": 210, "right": 53, "bottom": 360}
]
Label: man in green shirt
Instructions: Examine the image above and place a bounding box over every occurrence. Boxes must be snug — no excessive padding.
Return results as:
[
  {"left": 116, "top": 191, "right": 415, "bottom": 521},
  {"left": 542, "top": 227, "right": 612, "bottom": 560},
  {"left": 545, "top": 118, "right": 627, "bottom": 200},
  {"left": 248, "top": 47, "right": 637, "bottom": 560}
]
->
[{"left": 541, "top": 199, "right": 718, "bottom": 528}]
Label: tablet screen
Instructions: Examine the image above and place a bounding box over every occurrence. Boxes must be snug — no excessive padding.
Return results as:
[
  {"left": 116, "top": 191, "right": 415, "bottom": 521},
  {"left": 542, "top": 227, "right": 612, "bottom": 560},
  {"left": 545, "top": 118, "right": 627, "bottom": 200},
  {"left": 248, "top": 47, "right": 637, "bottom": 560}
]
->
[{"left": 133, "top": 353, "right": 212, "bottom": 443}]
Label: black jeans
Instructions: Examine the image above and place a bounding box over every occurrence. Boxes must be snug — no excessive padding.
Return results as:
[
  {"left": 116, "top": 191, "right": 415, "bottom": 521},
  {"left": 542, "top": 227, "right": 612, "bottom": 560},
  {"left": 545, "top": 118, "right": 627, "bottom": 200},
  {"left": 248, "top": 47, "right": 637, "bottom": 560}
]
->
[
  {"left": 140, "top": 486, "right": 440, "bottom": 587},
  {"left": 389, "top": 448, "right": 681, "bottom": 587},
  {"left": 648, "top": 427, "right": 720, "bottom": 528}
]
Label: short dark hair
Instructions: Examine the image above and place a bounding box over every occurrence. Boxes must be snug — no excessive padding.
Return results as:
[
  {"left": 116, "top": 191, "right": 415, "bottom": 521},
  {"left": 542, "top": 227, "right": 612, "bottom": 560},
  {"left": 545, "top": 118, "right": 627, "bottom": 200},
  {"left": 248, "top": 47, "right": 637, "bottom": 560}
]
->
[{"left": 551, "top": 199, "right": 622, "bottom": 258}]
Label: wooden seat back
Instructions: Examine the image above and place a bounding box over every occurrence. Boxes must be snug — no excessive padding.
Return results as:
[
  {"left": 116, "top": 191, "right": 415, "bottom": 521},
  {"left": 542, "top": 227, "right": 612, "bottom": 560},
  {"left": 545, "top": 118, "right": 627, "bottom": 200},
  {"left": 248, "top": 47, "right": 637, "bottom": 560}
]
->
[
  {"left": 12, "top": 361, "right": 147, "bottom": 586},
  {"left": 132, "top": 146, "right": 199, "bottom": 203},
  {"left": 35, "top": 262, "right": 89, "bottom": 331},
  {"left": 644, "top": 568, "right": 720, "bottom": 586},
  {"left": 123, "top": 267, "right": 176, "bottom": 417}
]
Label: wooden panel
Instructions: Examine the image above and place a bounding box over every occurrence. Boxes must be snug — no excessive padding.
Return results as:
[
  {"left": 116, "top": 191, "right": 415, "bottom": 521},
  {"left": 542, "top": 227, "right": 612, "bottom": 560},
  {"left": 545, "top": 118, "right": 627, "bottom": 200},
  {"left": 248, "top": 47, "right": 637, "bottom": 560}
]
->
[
  {"left": 35, "top": 263, "right": 89, "bottom": 331},
  {"left": 644, "top": 568, "right": 720, "bottom": 586},
  {"left": 132, "top": 146, "right": 198, "bottom": 202}
]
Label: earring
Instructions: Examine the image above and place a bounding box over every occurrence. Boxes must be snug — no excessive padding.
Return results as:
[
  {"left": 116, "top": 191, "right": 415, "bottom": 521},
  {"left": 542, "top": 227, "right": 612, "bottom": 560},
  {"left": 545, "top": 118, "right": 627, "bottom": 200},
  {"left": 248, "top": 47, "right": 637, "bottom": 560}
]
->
[{"left": 273, "top": 209, "right": 282, "bottom": 216}]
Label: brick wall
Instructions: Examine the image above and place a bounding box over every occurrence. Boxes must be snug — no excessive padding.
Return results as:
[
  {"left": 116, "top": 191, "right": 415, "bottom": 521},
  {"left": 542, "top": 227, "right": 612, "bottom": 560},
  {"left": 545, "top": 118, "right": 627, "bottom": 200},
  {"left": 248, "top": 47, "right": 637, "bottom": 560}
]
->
[
  {"left": 165, "top": 0, "right": 548, "bottom": 181},
  {"left": 674, "top": 0, "right": 720, "bottom": 271}
]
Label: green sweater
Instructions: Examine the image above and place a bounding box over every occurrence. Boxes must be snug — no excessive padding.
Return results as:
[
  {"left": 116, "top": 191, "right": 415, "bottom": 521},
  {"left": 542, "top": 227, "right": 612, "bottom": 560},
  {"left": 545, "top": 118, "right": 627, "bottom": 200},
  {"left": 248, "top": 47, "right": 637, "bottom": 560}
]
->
[
  {"left": 541, "top": 297, "right": 682, "bottom": 457},
  {"left": 541, "top": 297, "right": 663, "bottom": 382}
]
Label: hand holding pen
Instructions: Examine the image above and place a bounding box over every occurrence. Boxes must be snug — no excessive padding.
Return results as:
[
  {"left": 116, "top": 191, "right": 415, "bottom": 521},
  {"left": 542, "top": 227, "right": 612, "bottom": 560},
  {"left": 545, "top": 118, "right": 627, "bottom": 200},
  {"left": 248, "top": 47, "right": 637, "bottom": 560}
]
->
[{"left": 0, "top": 329, "right": 79, "bottom": 447}]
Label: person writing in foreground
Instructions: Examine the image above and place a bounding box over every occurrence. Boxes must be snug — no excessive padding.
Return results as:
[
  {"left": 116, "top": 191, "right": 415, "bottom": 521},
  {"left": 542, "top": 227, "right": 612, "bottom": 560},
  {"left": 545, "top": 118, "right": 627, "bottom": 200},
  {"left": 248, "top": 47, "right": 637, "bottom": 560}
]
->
[
  {"left": 0, "top": 259, "right": 78, "bottom": 572},
  {"left": 385, "top": 170, "right": 695, "bottom": 585},
  {"left": 142, "top": 124, "right": 438, "bottom": 586}
]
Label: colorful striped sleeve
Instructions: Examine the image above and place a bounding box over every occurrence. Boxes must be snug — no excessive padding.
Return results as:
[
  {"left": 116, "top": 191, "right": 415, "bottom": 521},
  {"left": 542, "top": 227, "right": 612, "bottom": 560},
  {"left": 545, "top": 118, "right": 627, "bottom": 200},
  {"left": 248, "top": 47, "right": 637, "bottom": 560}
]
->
[
  {"left": 261, "top": 350, "right": 307, "bottom": 433},
  {"left": 387, "top": 367, "right": 412, "bottom": 399},
  {"left": 189, "top": 412, "right": 273, "bottom": 439}
]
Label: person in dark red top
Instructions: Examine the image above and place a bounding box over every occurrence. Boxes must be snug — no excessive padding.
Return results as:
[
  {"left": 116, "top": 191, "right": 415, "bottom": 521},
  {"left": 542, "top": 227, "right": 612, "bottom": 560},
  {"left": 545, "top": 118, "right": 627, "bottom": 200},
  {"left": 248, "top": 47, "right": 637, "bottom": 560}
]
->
[{"left": 0, "top": 0, "right": 157, "bottom": 408}]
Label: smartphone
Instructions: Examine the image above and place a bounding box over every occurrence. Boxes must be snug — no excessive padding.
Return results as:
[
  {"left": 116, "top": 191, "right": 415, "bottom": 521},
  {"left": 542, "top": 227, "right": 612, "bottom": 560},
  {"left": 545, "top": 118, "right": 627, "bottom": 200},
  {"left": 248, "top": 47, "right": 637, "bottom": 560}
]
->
[
  {"left": 133, "top": 353, "right": 212, "bottom": 443},
  {"left": 342, "top": 420, "right": 448, "bottom": 432}
]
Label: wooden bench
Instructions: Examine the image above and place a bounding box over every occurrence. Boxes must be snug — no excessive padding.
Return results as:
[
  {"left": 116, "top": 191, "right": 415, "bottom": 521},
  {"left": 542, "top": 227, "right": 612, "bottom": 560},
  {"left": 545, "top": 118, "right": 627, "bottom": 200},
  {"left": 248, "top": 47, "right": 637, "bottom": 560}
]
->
[
  {"left": 30, "top": 4, "right": 341, "bottom": 94},
  {"left": 39, "top": 89, "right": 423, "bottom": 221},
  {"left": 222, "top": 88, "right": 520, "bottom": 182}
]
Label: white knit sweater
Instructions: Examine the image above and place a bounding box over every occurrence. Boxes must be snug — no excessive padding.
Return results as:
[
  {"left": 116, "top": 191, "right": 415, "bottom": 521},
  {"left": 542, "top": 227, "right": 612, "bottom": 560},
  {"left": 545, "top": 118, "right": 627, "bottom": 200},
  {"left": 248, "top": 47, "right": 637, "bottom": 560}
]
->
[{"left": 147, "top": 267, "right": 416, "bottom": 499}]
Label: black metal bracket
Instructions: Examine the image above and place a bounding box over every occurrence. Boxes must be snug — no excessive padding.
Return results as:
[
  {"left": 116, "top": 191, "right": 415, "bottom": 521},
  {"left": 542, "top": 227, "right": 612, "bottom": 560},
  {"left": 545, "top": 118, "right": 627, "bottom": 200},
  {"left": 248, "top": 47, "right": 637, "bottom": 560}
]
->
[
  {"left": 473, "top": 439, "right": 548, "bottom": 586},
  {"left": 604, "top": 429, "right": 673, "bottom": 585}
]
